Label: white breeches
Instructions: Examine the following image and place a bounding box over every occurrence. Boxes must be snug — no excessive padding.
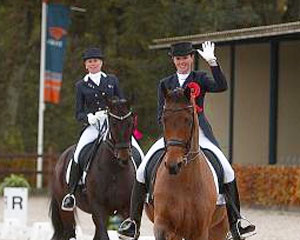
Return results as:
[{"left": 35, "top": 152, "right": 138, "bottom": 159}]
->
[
  {"left": 74, "top": 125, "right": 98, "bottom": 163},
  {"left": 74, "top": 125, "right": 144, "bottom": 163},
  {"left": 136, "top": 127, "right": 235, "bottom": 184}
]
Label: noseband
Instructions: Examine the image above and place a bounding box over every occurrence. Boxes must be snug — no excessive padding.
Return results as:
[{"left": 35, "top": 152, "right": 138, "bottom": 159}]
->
[
  {"left": 163, "top": 105, "right": 199, "bottom": 165},
  {"left": 106, "top": 110, "right": 133, "bottom": 157}
]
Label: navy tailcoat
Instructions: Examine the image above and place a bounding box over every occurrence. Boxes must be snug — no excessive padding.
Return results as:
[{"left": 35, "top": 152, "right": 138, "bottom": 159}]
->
[{"left": 157, "top": 66, "right": 227, "bottom": 147}]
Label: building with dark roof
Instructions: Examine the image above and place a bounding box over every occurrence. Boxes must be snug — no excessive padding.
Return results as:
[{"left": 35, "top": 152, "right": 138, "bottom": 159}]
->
[{"left": 150, "top": 21, "right": 300, "bottom": 165}]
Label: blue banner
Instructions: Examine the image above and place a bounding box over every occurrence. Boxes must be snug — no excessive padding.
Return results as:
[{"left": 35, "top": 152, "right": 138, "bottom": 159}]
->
[{"left": 45, "top": 3, "right": 70, "bottom": 104}]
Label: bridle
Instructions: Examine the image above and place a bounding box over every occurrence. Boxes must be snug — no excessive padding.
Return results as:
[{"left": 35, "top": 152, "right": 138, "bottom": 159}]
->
[
  {"left": 105, "top": 109, "right": 133, "bottom": 158},
  {"left": 163, "top": 104, "right": 200, "bottom": 165},
  {"left": 108, "top": 111, "right": 132, "bottom": 121}
]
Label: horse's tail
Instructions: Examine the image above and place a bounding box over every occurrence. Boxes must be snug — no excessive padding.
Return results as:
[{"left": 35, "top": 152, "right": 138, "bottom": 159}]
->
[{"left": 49, "top": 196, "right": 64, "bottom": 240}]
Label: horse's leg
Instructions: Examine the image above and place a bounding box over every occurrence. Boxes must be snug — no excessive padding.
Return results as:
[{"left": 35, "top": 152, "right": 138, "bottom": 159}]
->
[
  {"left": 154, "top": 228, "right": 181, "bottom": 240},
  {"left": 209, "top": 206, "right": 229, "bottom": 240},
  {"left": 209, "top": 219, "right": 229, "bottom": 240},
  {"left": 154, "top": 218, "right": 168, "bottom": 240},
  {"left": 166, "top": 233, "right": 180, "bottom": 240},
  {"left": 91, "top": 208, "right": 109, "bottom": 240},
  {"left": 191, "top": 231, "right": 209, "bottom": 240}
]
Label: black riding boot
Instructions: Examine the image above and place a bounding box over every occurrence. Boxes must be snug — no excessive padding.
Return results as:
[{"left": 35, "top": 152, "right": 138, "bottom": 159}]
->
[
  {"left": 61, "top": 160, "right": 81, "bottom": 211},
  {"left": 224, "top": 180, "right": 256, "bottom": 240},
  {"left": 118, "top": 180, "right": 147, "bottom": 240}
]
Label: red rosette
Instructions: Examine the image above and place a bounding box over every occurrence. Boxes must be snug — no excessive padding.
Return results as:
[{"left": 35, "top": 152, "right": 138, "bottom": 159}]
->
[
  {"left": 187, "top": 82, "right": 201, "bottom": 98},
  {"left": 187, "top": 82, "right": 203, "bottom": 113}
]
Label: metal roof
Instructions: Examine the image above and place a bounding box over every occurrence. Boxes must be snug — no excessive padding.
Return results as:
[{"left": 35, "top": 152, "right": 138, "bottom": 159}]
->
[{"left": 150, "top": 21, "right": 300, "bottom": 49}]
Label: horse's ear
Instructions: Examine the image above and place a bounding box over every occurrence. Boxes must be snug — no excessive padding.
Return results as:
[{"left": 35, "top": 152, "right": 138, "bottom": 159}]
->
[{"left": 184, "top": 86, "right": 191, "bottom": 101}]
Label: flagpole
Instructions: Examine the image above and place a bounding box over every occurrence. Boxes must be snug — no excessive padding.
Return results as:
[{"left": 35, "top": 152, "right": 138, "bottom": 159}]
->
[{"left": 37, "top": 0, "right": 47, "bottom": 189}]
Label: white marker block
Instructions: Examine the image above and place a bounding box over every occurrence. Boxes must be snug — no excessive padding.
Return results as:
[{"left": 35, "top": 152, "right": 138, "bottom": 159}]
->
[{"left": 3, "top": 187, "right": 28, "bottom": 225}]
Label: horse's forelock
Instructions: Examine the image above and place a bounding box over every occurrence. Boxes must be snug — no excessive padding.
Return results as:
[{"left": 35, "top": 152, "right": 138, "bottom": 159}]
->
[
  {"left": 167, "top": 88, "right": 189, "bottom": 105},
  {"left": 110, "top": 98, "right": 129, "bottom": 114}
]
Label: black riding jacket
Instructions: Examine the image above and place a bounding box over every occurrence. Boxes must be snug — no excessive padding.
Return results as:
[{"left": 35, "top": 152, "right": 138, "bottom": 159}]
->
[
  {"left": 75, "top": 73, "right": 123, "bottom": 124},
  {"left": 157, "top": 65, "right": 227, "bottom": 147}
]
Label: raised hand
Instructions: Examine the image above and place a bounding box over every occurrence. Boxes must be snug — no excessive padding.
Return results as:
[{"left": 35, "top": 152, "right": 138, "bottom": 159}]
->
[{"left": 197, "top": 41, "right": 217, "bottom": 66}]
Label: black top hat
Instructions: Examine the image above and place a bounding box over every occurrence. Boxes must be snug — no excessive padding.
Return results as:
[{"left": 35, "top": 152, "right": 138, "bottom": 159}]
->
[
  {"left": 168, "top": 42, "right": 195, "bottom": 56},
  {"left": 82, "top": 47, "right": 104, "bottom": 61}
]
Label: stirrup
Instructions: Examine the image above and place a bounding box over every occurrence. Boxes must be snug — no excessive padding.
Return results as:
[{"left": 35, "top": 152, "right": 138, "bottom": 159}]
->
[
  {"left": 238, "top": 217, "right": 256, "bottom": 239},
  {"left": 227, "top": 218, "right": 256, "bottom": 240},
  {"left": 61, "top": 193, "right": 76, "bottom": 211},
  {"left": 118, "top": 218, "right": 139, "bottom": 240}
]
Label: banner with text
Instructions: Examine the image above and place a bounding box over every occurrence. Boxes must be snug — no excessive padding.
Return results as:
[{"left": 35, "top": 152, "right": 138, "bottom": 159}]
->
[{"left": 44, "top": 3, "right": 70, "bottom": 104}]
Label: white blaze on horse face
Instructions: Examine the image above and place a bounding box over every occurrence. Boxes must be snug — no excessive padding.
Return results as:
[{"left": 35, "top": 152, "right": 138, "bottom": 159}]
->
[
  {"left": 84, "top": 58, "right": 103, "bottom": 74},
  {"left": 173, "top": 55, "right": 194, "bottom": 74}
]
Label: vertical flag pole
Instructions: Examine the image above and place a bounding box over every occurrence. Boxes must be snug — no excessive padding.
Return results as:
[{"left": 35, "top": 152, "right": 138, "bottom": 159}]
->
[{"left": 37, "top": 0, "right": 47, "bottom": 189}]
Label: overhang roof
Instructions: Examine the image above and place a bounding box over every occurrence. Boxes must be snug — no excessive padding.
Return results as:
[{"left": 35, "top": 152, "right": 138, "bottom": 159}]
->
[{"left": 150, "top": 21, "right": 300, "bottom": 49}]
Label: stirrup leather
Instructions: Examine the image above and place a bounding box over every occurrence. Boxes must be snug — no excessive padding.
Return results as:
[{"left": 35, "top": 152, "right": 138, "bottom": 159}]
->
[
  {"left": 118, "top": 218, "right": 139, "bottom": 240},
  {"left": 227, "top": 218, "right": 256, "bottom": 240},
  {"left": 61, "top": 193, "right": 76, "bottom": 211}
]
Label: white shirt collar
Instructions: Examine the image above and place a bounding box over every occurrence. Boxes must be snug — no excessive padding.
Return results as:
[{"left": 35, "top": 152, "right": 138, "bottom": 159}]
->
[
  {"left": 84, "top": 71, "right": 107, "bottom": 85},
  {"left": 176, "top": 72, "right": 190, "bottom": 87}
]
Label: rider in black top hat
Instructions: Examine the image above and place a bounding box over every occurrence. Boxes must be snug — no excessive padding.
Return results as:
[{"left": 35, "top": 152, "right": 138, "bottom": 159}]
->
[
  {"left": 118, "top": 41, "right": 255, "bottom": 240},
  {"left": 61, "top": 47, "right": 144, "bottom": 211}
]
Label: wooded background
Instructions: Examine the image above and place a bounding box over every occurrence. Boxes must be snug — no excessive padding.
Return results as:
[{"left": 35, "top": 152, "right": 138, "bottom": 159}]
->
[{"left": 0, "top": 0, "right": 299, "bottom": 154}]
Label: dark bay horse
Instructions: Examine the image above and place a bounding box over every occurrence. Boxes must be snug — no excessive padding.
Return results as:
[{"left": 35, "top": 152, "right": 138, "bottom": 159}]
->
[
  {"left": 50, "top": 98, "right": 136, "bottom": 240},
  {"left": 145, "top": 87, "right": 228, "bottom": 240}
]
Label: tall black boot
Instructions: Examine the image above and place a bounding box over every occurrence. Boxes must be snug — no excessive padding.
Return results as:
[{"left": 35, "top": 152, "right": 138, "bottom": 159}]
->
[
  {"left": 118, "top": 180, "right": 147, "bottom": 240},
  {"left": 61, "top": 160, "right": 81, "bottom": 211},
  {"left": 224, "top": 180, "right": 255, "bottom": 240}
]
